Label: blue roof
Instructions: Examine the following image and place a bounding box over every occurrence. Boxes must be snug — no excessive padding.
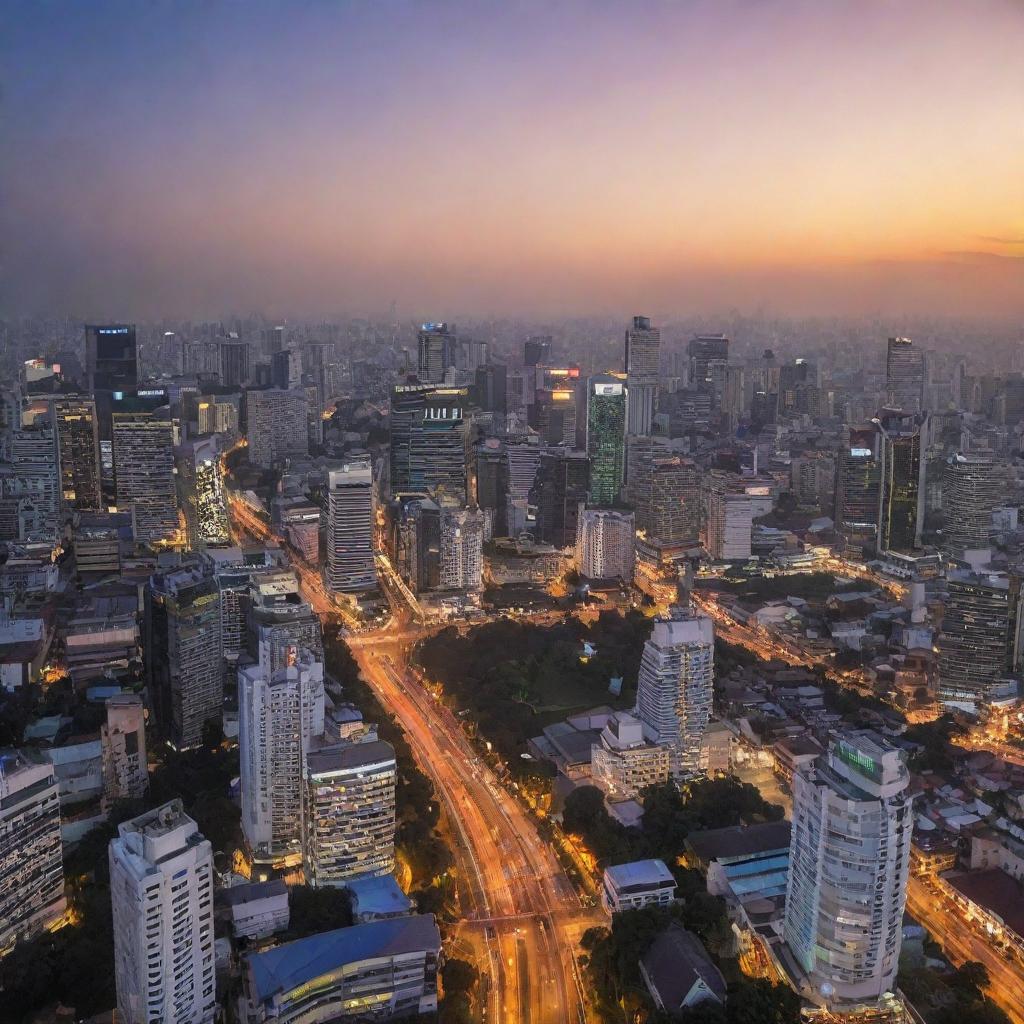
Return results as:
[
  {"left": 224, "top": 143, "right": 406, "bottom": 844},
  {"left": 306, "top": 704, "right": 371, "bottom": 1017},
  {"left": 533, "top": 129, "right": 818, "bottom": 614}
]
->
[
  {"left": 247, "top": 915, "right": 440, "bottom": 1003},
  {"left": 721, "top": 854, "right": 790, "bottom": 880},
  {"left": 605, "top": 859, "right": 675, "bottom": 890},
  {"left": 346, "top": 873, "right": 413, "bottom": 917}
]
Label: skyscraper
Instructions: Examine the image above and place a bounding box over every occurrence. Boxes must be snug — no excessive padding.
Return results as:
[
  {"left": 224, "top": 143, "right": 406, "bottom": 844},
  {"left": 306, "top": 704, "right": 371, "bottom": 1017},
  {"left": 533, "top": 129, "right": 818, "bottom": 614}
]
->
[
  {"left": 417, "top": 322, "right": 456, "bottom": 384},
  {"left": 633, "top": 455, "right": 701, "bottom": 546},
  {"left": 112, "top": 399, "right": 178, "bottom": 545},
  {"left": 51, "top": 396, "right": 102, "bottom": 510},
  {"left": 703, "top": 480, "right": 753, "bottom": 561},
  {"left": 325, "top": 461, "right": 376, "bottom": 594},
  {"left": 834, "top": 425, "right": 882, "bottom": 556},
  {"left": 247, "top": 569, "right": 323, "bottom": 671},
  {"left": 885, "top": 336, "right": 926, "bottom": 413},
  {"left": 388, "top": 383, "right": 468, "bottom": 503},
  {"left": 937, "top": 570, "right": 1023, "bottom": 710},
  {"left": 634, "top": 609, "right": 714, "bottom": 778},
  {"left": 586, "top": 373, "right": 626, "bottom": 506},
  {"left": 239, "top": 648, "right": 325, "bottom": 865},
  {"left": 439, "top": 506, "right": 485, "bottom": 591},
  {"left": 523, "top": 335, "right": 551, "bottom": 368},
  {"left": 6, "top": 416, "right": 60, "bottom": 541},
  {"left": 304, "top": 738, "right": 397, "bottom": 884},
  {"left": 109, "top": 800, "right": 216, "bottom": 1024},
  {"left": 875, "top": 410, "right": 926, "bottom": 553},
  {"left": 624, "top": 315, "right": 660, "bottom": 436},
  {"left": 86, "top": 324, "right": 138, "bottom": 500},
  {"left": 687, "top": 334, "right": 729, "bottom": 391},
  {"left": 246, "top": 388, "right": 309, "bottom": 468},
  {"left": 146, "top": 563, "right": 224, "bottom": 750},
  {"left": 532, "top": 449, "right": 589, "bottom": 549},
  {"left": 943, "top": 450, "right": 1001, "bottom": 556},
  {"left": 219, "top": 338, "right": 251, "bottom": 387},
  {"left": 576, "top": 507, "right": 635, "bottom": 581},
  {"left": 0, "top": 750, "right": 65, "bottom": 955},
  {"left": 783, "top": 731, "right": 912, "bottom": 1011}
]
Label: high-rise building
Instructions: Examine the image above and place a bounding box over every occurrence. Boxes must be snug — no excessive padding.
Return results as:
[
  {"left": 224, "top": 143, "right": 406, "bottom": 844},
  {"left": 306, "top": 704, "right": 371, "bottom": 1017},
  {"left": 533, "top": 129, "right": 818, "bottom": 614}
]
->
[
  {"left": 634, "top": 609, "right": 714, "bottom": 778},
  {"left": 270, "top": 349, "right": 300, "bottom": 391},
  {"left": 247, "top": 569, "right": 323, "bottom": 672},
  {"left": 533, "top": 384, "right": 578, "bottom": 447},
  {"left": 239, "top": 648, "right": 325, "bottom": 865},
  {"left": 51, "top": 396, "right": 102, "bottom": 510},
  {"left": 417, "top": 322, "right": 456, "bottom": 384},
  {"left": 5, "top": 417, "right": 60, "bottom": 542},
  {"left": 109, "top": 800, "right": 216, "bottom": 1024},
  {"left": 0, "top": 750, "right": 65, "bottom": 954},
  {"left": 687, "top": 334, "right": 729, "bottom": 391},
  {"left": 633, "top": 455, "right": 701, "bottom": 546},
  {"left": 885, "top": 336, "right": 926, "bottom": 413},
  {"left": 586, "top": 373, "right": 626, "bottom": 506},
  {"left": 576, "top": 507, "right": 635, "bottom": 581},
  {"left": 703, "top": 480, "right": 753, "bottom": 561},
  {"left": 783, "top": 731, "right": 913, "bottom": 1011},
  {"left": 112, "top": 396, "right": 179, "bottom": 544},
  {"left": 101, "top": 694, "right": 148, "bottom": 807},
  {"left": 944, "top": 450, "right": 1001, "bottom": 556},
  {"left": 624, "top": 315, "right": 660, "bottom": 436},
  {"left": 246, "top": 388, "right": 309, "bottom": 468},
  {"left": 876, "top": 410, "right": 926, "bottom": 553},
  {"left": 304, "top": 738, "right": 397, "bottom": 884},
  {"left": 439, "top": 506, "right": 485, "bottom": 591},
  {"left": 532, "top": 449, "right": 589, "bottom": 549},
  {"left": 834, "top": 425, "right": 882, "bottom": 557},
  {"left": 523, "top": 335, "right": 551, "bottom": 368},
  {"left": 86, "top": 324, "right": 138, "bottom": 501},
  {"left": 937, "top": 570, "right": 1023, "bottom": 710},
  {"left": 146, "top": 563, "right": 224, "bottom": 750},
  {"left": 388, "top": 383, "right": 468, "bottom": 503},
  {"left": 590, "top": 711, "right": 671, "bottom": 800},
  {"left": 475, "top": 362, "right": 508, "bottom": 422},
  {"left": 218, "top": 338, "right": 250, "bottom": 387},
  {"left": 325, "top": 461, "right": 376, "bottom": 594}
]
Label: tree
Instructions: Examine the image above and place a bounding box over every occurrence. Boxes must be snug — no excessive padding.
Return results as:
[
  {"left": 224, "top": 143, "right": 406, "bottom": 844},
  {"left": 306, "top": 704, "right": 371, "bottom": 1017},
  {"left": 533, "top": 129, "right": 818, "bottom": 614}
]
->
[
  {"left": 442, "top": 958, "right": 479, "bottom": 995},
  {"left": 284, "top": 885, "right": 352, "bottom": 940},
  {"left": 563, "top": 786, "right": 609, "bottom": 837},
  {"left": 727, "top": 979, "right": 801, "bottom": 1024}
]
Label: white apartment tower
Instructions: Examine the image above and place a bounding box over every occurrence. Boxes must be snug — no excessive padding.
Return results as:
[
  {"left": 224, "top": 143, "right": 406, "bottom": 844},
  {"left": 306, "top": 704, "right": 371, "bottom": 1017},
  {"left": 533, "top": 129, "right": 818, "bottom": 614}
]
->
[
  {"left": 783, "top": 731, "right": 913, "bottom": 1011},
  {"left": 704, "top": 483, "right": 753, "bottom": 561},
  {"left": 109, "top": 800, "right": 216, "bottom": 1024},
  {"left": 634, "top": 610, "right": 715, "bottom": 778},
  {"left": 325, "top": 460, "right": 377, "bottom": 594},
  {"left": 576, "top": 507, "right": 635, "bottom": 581},
  {"left": 439, "top": 506, "right": 485, "bottom": 591},
  {"left": 0, "top": 751, "right": 66, "bottom": 954},
  {"left": 239, "top": 648, "right": 325, "bottom": 865},
  {"left": 101, "top": 693, "right": 148, "bottom": 807},
  {"left": 304, "top": 738, "right": 398, "bottom": 884}
]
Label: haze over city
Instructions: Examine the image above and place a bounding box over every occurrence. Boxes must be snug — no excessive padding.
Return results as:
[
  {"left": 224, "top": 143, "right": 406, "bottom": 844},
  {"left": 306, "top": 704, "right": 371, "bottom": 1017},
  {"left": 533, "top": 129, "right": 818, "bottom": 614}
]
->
[{"left": 4, "top": 0, "right": 1023, "bottom": 319}]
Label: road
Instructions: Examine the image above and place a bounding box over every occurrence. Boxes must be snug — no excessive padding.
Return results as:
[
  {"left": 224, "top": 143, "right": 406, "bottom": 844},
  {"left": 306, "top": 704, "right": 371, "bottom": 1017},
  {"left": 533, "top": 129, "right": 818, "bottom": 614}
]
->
[{"left": 228, "top": 491, "right": 599, "bottom": 1022}]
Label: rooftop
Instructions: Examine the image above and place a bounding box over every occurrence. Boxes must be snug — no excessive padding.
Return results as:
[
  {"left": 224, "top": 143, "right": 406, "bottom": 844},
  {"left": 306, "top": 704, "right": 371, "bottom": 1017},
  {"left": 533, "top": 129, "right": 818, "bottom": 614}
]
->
[
  {"left": 641, "top": 924, "right": 727, "bottom": 1011},
  {"left": 220, "top": 879, "right": 288, "bottom": 908},
  {"left": 946, "top": 868, "right": 1024, "bottom": 939},
  {"left": 686, "top": 821, "right": 792, "bottom": 864},
  {"left": 306, "top": 739, "right": 396, "bottom": 777},
  {"left": 605, "top": 859, "right": 675, "bottom": 891}
]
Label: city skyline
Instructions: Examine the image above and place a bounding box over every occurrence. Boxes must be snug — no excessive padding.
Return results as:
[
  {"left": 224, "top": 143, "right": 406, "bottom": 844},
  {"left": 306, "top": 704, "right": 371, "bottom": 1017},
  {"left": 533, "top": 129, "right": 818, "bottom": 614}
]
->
[{"left": 4, "top": 0, "right": 1023, "bottom": 319}]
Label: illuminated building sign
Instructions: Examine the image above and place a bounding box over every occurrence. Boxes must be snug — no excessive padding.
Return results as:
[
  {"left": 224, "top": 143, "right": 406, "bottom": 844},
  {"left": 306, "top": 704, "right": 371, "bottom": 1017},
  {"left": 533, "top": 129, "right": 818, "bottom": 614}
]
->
[
  {"left": 97, "top": 327, "right": 129, "bottom": 335},
  {"left": 850, "top": 447, "right": 872, "bottom": 457}
]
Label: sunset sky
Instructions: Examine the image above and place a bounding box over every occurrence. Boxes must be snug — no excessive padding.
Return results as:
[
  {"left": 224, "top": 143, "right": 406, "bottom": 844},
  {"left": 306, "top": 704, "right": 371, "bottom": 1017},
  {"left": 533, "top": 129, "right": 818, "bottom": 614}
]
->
[{"left": 3, "top": 0, "right": 1023, "bottom": 318}]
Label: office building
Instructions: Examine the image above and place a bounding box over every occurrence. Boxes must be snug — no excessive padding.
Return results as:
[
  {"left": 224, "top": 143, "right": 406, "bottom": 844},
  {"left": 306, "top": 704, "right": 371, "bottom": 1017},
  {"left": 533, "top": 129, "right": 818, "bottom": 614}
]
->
[
  {"left": 704, "top": 481, "right": 753, "bottom": 561},
  {"left": 304, "top": 738, "right": 397, "bottom": 885},
  {"left": 5, "top": 418, "right": 60, "bottom": 542},
  {"left": 439, "top": 506, "right": 485, "bottom": 591},
  {"left": 197, "top": 397, "right": 238, "bottom": 436},
  {"left": 524, "top": 335, "right": 551, "bottom": 367},
  {"left": 602, "top": 859, "right": 677, "bottom": 915},
  {"left": 783, "top": 731, "right": 913, "bottom": 1010},
  {"left": 109, "top": 801, "right": 216, "bottom": 1024},
  {"left": 112, "top": 397, "right": 179, "bottom": 545},
  {"left": 624, "top": 315, "right": 661, "bottom": 436},
  {"left": 219, "top": 338, "right": 250, "bottom": 388},
  {"left": 241, "top": 915, "right": 440, "bottom": 1024},
  {"left": 101, "top": 693, "right": 148, "bottom": 807},
  {"left": 876, "top": 410, "right": 926, "bottom": 553},
  {"left": 388, "top": 383, "right": 468, "bottom": 503},
  {"left": 325, "top": 461, "right": 376, "bottom": 594},
  {"left": 586, "top": 373, "right": 626, "bottom": 506},
  {"left": 239, "top": 649, "right": 325, "bottom": 866},
  {"left": 246, "top": 389, "right": 309, "bottom": 468},
  {"left": 146, "top": 563, "right": 224, "bottom": 749},
  {"left": 533, "top": 383, "right": 578, "bottom": 447},
  {"left": 591, "top": 711, "right": 670, "bottom": 800},
  {"left": 248, "top": 570, "right": 323, "bottom": 672},
  {"left": 576, "top": 507, "right": 635, "bottom": 581},
  {"left": 0, "top": 750, "right": 65, "bottom": 954},
  {"left": 417, "top": 322, "right": 456, "bottom": 384},
  {"left": 634, "top": 455, "right": 701, "bottom": 546},
  {"left": 270, "top": 349, "right": 300, "bottom": 391},
  {"left": 532, "top": 448, "right": 589, "bottom": 549},
  {"left": 475, "top": 362, "right": 508, "bottom": 423},
  {"left": 944, "top": 450, "right": 1001, "bottom": 556},
  {"left": 51, "top": 396, "right": 102, "bottom": 509},
  {"left": 834, "top": 425, "right": 882, "bottom": 556},
  {"left": 937, "top": 570, "right": 1023, "bottom": 710},
  {"left": 634, "top": 610, "right": 714, "bottom": 778},
  {"left": 885, "top": 336, "right": 926, "bottom": 413},
  {"left": 687, "top": 334, "right": 729, "bottom": 391}
]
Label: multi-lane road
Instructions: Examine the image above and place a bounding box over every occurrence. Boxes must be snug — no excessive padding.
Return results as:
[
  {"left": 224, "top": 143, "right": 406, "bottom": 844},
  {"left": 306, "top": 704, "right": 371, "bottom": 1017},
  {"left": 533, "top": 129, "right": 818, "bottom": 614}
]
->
[{"left": 228, "top": 490, "right": 599, "bottom": 1022}]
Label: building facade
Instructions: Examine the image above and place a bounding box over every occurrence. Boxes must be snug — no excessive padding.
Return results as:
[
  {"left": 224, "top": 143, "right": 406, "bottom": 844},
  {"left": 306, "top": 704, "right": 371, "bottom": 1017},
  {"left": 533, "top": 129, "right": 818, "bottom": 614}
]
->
[
  {"left": 576, "top": 507, "right": 635, "bottom": 581},
  {"left": 246, "top": 389, "right": 309, "bottom": 468},
  {"left": 101, "top": 693, "right": 148, "bottom": 807},
  {"left": 325, "top": 461, "right": 376, "bottom": 594},
  {"left": 586, "top": 374, "right": 626, "bottom": 506},
  {"left": 624, "top": 315, "right": 660, "bottom": 437}
]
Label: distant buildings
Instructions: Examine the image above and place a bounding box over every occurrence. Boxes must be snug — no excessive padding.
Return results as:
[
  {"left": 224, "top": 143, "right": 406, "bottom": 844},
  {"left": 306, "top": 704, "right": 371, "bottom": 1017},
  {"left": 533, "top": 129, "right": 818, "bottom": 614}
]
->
[
  {"left": 783, "top": 731, "right": 912, "bottom": 1011},
  {"left": 241, "top": 915, "right": 440, "bottom": 1023},
  {"left": 885, "top": 336, "right": 926, "bottom": 413},
  {"left": 417, "top": 322, "right": 456, "bottom": 384},
  {"left": 0, "top": 750, "right": 65, "bottom": 954},
  {"left": 109, "top": 800, "right": 216, "bottom": 1024},
  {"left": 325, "top": 460, "right": 376, "bottom": 594},
  {"left": 576, "top": 507, "right": 635, "bottom": 581},
  {"left": 687, "top": 334, "right": 729, "bottom": 392},
  {"left": 246, "top": 389, "right": 309, "bottom": 468},
  {"left": 634, "top": 610, "right": 714, "bottom": 778}
]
